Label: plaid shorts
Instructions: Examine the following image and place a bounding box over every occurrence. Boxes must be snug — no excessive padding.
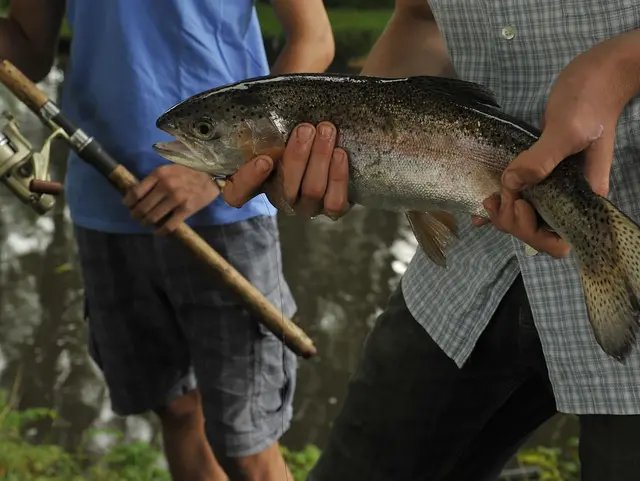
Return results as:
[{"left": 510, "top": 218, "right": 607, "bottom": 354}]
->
[{"left": 74, "top": 215, "right": 298, "bottom": 457}]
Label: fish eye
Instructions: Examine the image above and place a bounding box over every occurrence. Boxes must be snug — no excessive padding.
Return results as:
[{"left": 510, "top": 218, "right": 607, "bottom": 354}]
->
[{"left": 192, "top": 120, "right": 218, "bottom": 140}]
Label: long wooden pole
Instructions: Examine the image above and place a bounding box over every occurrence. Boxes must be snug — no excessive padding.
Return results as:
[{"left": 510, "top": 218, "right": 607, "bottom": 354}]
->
[{"left": 0, "top": 59, "right": 317, "bottom": 359}]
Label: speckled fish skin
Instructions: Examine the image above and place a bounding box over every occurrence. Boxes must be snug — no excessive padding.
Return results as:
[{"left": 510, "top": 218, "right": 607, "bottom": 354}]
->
[
  {"left": 153, "top": 73, "right": 640, "bottom": 363},
  {"left": 154, "top": 74, "right": 536, "bottom": 217}
]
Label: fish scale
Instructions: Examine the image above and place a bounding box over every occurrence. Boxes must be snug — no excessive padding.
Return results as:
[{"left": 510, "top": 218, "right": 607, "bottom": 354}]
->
[{"left": 152, "top": 72, "right": 640, "bottom": 363}]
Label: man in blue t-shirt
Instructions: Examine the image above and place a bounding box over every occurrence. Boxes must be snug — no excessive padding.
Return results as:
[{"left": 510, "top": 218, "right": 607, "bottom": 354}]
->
[{"left": 1, "top": 1, "right": 334, "bottom": 480}]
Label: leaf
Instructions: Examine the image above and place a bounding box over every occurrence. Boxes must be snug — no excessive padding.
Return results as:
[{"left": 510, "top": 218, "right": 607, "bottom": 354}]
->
[{"left": 54, "top": 263, "right": 73, "bottom": 274}]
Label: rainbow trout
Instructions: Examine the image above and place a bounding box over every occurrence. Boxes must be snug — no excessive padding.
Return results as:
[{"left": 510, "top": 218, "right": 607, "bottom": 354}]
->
[{"left": 152, "top": 73, "right": 640, "bottom": 362}]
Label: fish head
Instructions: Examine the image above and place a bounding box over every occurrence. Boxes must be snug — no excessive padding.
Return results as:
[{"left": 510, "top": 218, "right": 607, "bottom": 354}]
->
[{"left": 153, "top": 79, "right": 289, "bottom": 177}]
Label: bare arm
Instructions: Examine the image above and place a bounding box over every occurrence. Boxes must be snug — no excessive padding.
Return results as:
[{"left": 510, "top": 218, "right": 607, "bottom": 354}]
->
[
  {"left": 269, "top": 0, "right": 335, "bottom": 74},
  {"left": 0, "top": 0, "right": 65, "bottom": 81},
  {"left": 361, "top": 0, "right": 455, "bottom": 78}
]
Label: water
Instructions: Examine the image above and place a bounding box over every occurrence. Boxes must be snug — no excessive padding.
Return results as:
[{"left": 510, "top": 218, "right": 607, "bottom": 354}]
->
[{"left": 0, "top": 63, "right": 575, "bottom": 462}]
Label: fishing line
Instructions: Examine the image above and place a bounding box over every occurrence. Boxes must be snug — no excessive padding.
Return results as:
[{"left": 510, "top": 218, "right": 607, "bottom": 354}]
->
[{"left": 260, "top": 193, "right": 291, "bottom": 481}]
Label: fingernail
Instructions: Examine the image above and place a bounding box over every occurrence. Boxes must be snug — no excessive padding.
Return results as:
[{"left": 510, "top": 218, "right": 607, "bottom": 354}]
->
[
  {"left": 256, "top": 156, "right": 272, "bottom": 173},
  {"left": 502, "top": 171, "right": 522, "bottom": 190},
  {"left": 318, "top": 124, "right": 335, "bottom": 139},
  {"left": 332, "top": 150, "right": 345, "bottom": 165},
  {"left": 296, "top": 125, "right": 314, "bottom": 141}
]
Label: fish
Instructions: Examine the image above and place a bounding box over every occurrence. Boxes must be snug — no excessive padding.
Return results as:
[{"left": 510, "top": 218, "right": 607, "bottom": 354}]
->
[{"left": 152, "top": 72, "right": 640, "bottom": 363}]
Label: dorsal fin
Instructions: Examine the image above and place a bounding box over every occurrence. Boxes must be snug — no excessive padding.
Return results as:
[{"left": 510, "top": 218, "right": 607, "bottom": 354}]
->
[
  {"left": 403, "top": 75, "right": 547, "bottom": 139},
  {"left": 407, "top": 76, "right": 500, "bottom": 108}
]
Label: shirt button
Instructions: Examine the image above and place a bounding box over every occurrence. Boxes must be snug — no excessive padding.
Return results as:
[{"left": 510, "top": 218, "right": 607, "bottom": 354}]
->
[
  {"left": 524, "top": 243, "right": 538, "bottom": 256},
  {"left": 501, "top": 25, "right": 516, "bottom": 40}
]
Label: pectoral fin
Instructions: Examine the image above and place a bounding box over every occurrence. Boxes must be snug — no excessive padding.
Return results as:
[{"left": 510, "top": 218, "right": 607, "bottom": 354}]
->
[{"left": 406, "top": 211, "right": 459, "bottom": 267}]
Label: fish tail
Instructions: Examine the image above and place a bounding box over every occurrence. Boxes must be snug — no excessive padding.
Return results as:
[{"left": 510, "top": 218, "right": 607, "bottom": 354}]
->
[{"left": 579, "top": 197, "right": 640, "bottom": 362}]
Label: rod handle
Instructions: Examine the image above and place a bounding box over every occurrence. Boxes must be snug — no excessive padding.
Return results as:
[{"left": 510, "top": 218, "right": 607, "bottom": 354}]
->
[{"left": 0, "top": 60, "right": 49, "bottom": 111}]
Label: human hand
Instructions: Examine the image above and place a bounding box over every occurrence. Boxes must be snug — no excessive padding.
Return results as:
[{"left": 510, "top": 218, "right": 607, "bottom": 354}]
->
[
  {"left": 474, "top": 37, "right": 631, "bottom": 257},
  {"left": 222, "top": 122, "right": 351, "bottom": 220},
  {"left": 123, "top": 164, "right": 220, "bottom": 235},
  {"left": 473, "top": 189, "right": 572, "bottom": 258}
]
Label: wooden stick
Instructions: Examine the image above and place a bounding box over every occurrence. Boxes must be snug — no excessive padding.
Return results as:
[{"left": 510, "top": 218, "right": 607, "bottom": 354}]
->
[{"left": 0, "top": 59, "right": 317, "bottom": 359}]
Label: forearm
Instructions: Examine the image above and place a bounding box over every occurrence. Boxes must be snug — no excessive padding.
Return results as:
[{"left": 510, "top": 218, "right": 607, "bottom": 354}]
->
[
  {"left": 361, "top": 7, "right": 455, "bottom": 78},
  {"left": 269, "top": 0, "right": 335, "bottom": 75},
  {"left": 605, "top": 29, "right": 640, "bottom": 107},
  {"left": 0, "top": 0, "right": 65, "bottom": 82},
  {"left": 0, "top": 18, "right": 49, "bottom": 80},
  {"left": 270, "top": 34, "right": 334, "bottom": 75}
]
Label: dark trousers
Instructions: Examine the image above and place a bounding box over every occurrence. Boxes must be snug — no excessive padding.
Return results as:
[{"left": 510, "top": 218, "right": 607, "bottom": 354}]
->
[{"left": 308, "top": 275, "right": 640, "bottom": 481}]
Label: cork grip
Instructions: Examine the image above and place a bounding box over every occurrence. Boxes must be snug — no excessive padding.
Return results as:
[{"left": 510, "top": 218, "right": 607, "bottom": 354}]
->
[
  {"left": 108, "top": 166, "right": 318, "bottom": 358},
  {"left": 0, "top": 60, "right": 49, "bottom": 111}
]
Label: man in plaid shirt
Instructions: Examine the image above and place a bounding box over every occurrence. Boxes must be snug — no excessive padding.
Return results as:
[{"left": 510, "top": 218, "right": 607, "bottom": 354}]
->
[{"left": 225, "top": 0, "right": 640, "bottom": 479}]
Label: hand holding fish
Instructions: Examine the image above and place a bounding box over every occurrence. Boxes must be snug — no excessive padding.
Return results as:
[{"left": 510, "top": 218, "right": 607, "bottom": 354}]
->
[
  {"left": 153, "top": 69, "right": 640, "bottom": 360},
  {"left": 223, "top": 122, "right": 350, "bottom": 220},
  {"left": 123, "top": 164, "right": 220, "bottom": 235},
  {"left": 477, "top": 32, "right": 639, "bottom": 258}
]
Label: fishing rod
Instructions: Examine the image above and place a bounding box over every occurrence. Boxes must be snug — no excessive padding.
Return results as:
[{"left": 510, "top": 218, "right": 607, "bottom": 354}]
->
[{"left": 0, "top": 59, "right": 317, "bottom": 359}]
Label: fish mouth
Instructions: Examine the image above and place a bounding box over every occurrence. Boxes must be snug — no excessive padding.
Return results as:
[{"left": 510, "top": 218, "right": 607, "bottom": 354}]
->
[
  {"left": 153, "top": 139, "right": 221, "bottom": 176},
  {"left": 152, "top": 140, "right": 201, "bottom": 167}
]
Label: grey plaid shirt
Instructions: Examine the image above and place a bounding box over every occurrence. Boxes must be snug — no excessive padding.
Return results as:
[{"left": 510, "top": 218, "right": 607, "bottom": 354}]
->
[{"left": 402, "top": 0, "right": 640, "bottom": 415}]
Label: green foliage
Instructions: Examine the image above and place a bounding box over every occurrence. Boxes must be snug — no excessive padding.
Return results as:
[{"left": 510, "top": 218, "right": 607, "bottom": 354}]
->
[
  {"left": 0, "top": 390, "right": 169, "bottom": 481},
  {"left": 0, "top": 387, "right": 318, "bottom": 481},
  {"left": 516, "top": 437, "right": 580, "bottom": 481},
  {"left": 0, "top": 390, "right": 76, "bottom": 480},
  {"left": 0, "top": 388, "right": 584, "bottom": 481},
  {"left": 280, "top": 444, "right": 321, "bottom": 481}
]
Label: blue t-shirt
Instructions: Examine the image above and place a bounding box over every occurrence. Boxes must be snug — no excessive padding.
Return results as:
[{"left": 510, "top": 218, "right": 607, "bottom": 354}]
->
[{"left": 62, "top": 0, "right": 277, "bottom": 234}]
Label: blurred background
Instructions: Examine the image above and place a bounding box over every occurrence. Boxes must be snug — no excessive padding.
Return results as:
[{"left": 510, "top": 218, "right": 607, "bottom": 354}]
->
[{"left": 0, "top": 1, "right": 579, "bottom": 480}]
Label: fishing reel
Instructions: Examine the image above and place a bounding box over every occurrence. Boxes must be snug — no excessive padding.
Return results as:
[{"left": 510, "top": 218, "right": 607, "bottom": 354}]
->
[{"left": 0, "top": 111, "right": 64, "bottom": 215}]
